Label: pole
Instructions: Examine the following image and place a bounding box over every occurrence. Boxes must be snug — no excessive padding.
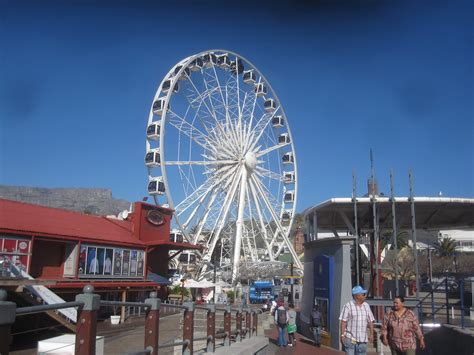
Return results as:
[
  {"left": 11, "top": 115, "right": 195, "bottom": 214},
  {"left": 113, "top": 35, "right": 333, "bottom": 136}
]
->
[
  {"left": 144, "top": 291, "right": 161, "bottom": 355},
  {"left": 75, "top": 285, "right": 100, "bottom": 355},
  {"left": 290, "top": 262, "right": 294, "bottom": 303},
  {"left": 390, "top": 170, "right": 399, "bottom": 296},
  {"left": 353, "top": 170, "right": 360, "bottom": 285},
  {"left": 409, "top": 171, "right": 420, "bottom": 300}
]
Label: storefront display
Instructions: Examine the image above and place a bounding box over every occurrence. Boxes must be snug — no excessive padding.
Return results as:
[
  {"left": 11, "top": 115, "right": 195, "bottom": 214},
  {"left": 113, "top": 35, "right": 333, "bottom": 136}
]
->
[{"left": 79, "top": 243, "right": 145, "bottom": 278}]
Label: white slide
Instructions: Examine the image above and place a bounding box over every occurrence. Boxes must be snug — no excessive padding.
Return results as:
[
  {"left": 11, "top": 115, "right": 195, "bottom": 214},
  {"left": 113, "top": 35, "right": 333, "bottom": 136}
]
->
[{"left": 10, "top": 265, "right": 77, "bottom": 323}]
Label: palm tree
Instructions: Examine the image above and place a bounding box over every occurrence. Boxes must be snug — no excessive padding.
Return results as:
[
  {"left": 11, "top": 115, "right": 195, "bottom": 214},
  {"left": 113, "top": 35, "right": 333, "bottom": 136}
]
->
[
  {"left": 380, "top": 230, "right": 409, "bottom": 251},
  {"left": 434, "top": 236, "right": 456, "bottom": 257}
]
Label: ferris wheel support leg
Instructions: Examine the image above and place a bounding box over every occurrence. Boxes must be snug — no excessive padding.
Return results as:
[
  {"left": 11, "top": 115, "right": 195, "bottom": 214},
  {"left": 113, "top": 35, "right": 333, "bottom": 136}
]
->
[{"left": 232, "top": 166, "right": 248, "bottom": 284}]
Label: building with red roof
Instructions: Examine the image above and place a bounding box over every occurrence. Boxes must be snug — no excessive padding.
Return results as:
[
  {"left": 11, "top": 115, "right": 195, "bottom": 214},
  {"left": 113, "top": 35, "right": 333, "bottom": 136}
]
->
[{"left": 0, "top": 198, "right": 199, "bottom": 329}]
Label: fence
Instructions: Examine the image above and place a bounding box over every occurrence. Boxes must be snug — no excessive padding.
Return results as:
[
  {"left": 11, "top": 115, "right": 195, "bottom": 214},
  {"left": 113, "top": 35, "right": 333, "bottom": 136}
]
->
[{"left": 0, "top": 285, "right": 261, "bottom": 355}]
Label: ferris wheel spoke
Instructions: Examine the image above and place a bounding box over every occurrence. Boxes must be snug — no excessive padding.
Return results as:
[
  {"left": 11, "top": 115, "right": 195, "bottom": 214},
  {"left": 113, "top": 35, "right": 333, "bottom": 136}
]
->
[
  {"left": 245, "top": 185, "right": 259, "bottom": 262},
  {"left": 247, "top": 108, "right": 280, "bottom": 153},
  {"left": 184, "top": 73, "right": 221, "bottom": 127},
  {"left": 203, "top": 166, "right": 243, "bottom": 263},
  {"left": 256, "top": 142, "right": 290, "bottom": 158},
  {"left": 249, "top": 179, "right": 275, "bottom": 261},
  {"left": 175, "top": 177, "right": 217, "bottom": 216},
  {"left": 190, "top": 189, "right": 219, "bottom": 244},
  {"left": 251, "top": 174, "right": 303, "bottom": 269},
  {"left": 167, "top": 110, "right": 214, "bottom": 151},
  {"left": 165, "top": 160, "right": 236, "bottom": 166},
  {"left": 255, "top": 167, "right": 283, "bottom": 182}
]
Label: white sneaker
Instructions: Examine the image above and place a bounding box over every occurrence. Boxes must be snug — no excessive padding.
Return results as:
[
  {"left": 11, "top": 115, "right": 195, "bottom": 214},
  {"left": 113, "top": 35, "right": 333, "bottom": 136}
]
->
[{"left": 288, "top": 344, "right": 293, "bottom": 347}]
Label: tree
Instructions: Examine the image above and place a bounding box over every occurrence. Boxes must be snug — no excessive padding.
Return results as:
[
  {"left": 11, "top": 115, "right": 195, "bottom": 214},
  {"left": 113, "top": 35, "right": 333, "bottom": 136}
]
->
[
  {"left": 434, "top": 236, "right": 456, "bottom": 257},
  {"left": 382, "top": 247, "right": 416, "bottom": 282},
  {"left": 380, "top": 230, "right": 409, "bottom": 252}
]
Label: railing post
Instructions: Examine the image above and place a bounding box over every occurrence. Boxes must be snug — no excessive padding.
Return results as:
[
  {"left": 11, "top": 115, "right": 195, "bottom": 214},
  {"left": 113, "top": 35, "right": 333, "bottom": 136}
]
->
[
  {"left": 224, "top": 305, "right": 231, "bottom": 347},
  {"left": 144, "top": 291, "right": 161, "bottom": 355},
  {"left": 431, "top": 290, "right": 435, "bottom": 322},
  {"left": 206, "top": 304, "right": 216, "bottom": 352},
  {"left": 0, "top": 289, "right": 16, "bottom": 355},
  {"left": 235, "top": 308, "right": 242, "bottom": 342},
  {"left": 182, "top": 301, "right": 194, "bottom": 355},
  {"left": 445, "top": 278, "right": 449, "bottom": 325},
  {"left": 460, "top": 278, "right": 465, "bottom": 328},
  {"left": 252, "top": 310, "right": 258, "bottom": 336},
  {"left": 75, "top": 285, "right": 100, "bottom": 355},
  {"left": 244, "top": 308, "right": 251, "bottom": 338}
]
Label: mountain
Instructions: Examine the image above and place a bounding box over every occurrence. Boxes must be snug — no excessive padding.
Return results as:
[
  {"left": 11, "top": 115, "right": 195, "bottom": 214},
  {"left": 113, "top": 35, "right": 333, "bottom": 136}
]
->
[{"left": 0, "top": 185, "right": 131, "bottom": 216}]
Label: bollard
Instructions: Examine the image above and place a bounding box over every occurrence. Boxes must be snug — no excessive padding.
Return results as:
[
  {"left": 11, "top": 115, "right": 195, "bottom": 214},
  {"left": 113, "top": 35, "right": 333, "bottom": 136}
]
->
[
  {"left": 0, "top": 289, "right": 16, "bottom": 355},
  {"left": 206, "top": 304, "right": 216, "bottom": 353},
  {"left": 75, "top": 285, "right": 100, "bottom": 355},
  {"left": 235, "top": 308, "right": 242, "bottom": 342},
  {"left": 252, "top": 311, "right": 258, "bottom": 336},
  {"left": 144, "top": 291, "right": 161, "bottom": 355},
  {"left": 244, "top": 308, "right": 251, "bottom": 339},
  {"left": 224, "top": 305, "right": 231, "bottom": 347},
  {"left": 182, "top": 302, "right": 194, "bottom": 355}
]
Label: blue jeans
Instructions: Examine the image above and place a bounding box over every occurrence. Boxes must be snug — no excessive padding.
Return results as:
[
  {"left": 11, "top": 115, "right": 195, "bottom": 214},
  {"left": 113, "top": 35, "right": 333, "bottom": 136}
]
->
[
  {"left": 312, "top": 326, "right": 321, "bottom": 344},
  {"left": 342, "top": 337, "right": 367, "bottom": 355},
  {"left": 277, "top": 325, "right": 287, "bottom": 346}
]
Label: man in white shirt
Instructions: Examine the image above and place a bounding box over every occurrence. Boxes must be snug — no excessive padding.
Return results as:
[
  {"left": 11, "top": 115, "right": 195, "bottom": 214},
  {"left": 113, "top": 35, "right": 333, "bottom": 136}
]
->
[{"left": 339, "top": 286, "right": 375, "bottom": 355}]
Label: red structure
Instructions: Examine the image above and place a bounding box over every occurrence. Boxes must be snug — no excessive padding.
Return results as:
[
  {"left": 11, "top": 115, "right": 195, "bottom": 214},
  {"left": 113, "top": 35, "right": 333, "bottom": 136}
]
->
[{"left": 0, "top": 198, "right": 199, "bottom": 323}]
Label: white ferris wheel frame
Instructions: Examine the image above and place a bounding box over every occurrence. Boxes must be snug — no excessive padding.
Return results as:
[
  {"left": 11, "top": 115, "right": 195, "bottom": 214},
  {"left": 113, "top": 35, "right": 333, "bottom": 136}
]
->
[{"left": 146, "top": 49, "right": 302, "bottom": 282}]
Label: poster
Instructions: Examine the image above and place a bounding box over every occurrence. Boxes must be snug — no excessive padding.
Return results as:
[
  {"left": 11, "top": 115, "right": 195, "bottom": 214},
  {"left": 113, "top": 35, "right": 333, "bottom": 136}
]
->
[
  {"left": 122, "top": 250, "right": 130, "bottom": 275},
  {"left": 78, "top": 245, "right": 87, "bottom": 275},
  {"left": 4, "top": 239, "right": 17, "bottom": 252},
  {"left": 86, "top": 247, "right": 98, "bottom": 275},
  {"left": 130, "top": 250, "right": 138, "bottom": 275},
  {"left": 63, "top": 243, "right": 78, "bottom": 276},
  {"left": 114, "top": 249, "right": 122, "bottom": 275},
  {"left": 18, "top": 240, "right": 30, "bottom": 253},
  {"left": 137, "top": 251, "right": 144, "bottom": 276},
  {"left": 104, "top": 248, "right": 113, "bottom": 275},
  {"left": 96, "top": 248, "right": 105, "bottom": 274}
]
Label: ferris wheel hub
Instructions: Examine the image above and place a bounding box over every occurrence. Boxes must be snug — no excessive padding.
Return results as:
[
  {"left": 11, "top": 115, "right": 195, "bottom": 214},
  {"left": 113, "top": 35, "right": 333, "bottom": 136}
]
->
[{"left": 244, "top": 151, "right": 257, "bottom": 171}]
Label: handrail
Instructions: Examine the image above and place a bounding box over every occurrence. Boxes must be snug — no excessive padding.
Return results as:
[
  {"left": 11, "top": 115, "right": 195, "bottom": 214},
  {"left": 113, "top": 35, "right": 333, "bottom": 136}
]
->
[
  {"left": 16, "top": 301, "right": 84, "bottom": 315},
  {"left": 100, "top": 300, "right": 150, "bottom": 308}
]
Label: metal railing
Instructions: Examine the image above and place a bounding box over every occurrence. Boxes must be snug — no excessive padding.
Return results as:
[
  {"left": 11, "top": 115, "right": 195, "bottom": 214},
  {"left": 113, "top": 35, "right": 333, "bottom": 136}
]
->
[{"left": 0, "top": 285, "right": 262, "bottom": 355}]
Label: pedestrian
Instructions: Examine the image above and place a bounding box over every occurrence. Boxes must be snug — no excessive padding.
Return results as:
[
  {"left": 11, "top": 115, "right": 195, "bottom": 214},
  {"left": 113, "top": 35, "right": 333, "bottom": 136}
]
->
[
  {"left": 339, "top": 285, "right": 375, "bottom": 355},
  {"left": 381, "top": 295, "right": 426, "bottom": 355},
  {"left": 270, "top": 297, "right": 278, "bottom": 315},
  {"left": 274, "top": 300, "right": 289, "bottom": 347},
  {"left": 287, "top": 303, "right": 297, "bottom": 346},
  {"left": 311, "top": 304, "right": 323, "bottom": 347}
]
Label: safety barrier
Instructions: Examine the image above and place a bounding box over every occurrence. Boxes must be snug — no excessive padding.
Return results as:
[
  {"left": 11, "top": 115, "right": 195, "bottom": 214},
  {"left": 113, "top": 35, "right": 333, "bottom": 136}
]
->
[{"left": 0, "top": 286, "right": 261, "bottom": 355}]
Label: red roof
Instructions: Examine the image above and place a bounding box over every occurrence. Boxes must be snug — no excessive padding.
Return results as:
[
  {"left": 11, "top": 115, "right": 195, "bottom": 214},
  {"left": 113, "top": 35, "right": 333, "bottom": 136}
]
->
[{"left": 0, "top": 198, "right": 142, "bottom": 247}]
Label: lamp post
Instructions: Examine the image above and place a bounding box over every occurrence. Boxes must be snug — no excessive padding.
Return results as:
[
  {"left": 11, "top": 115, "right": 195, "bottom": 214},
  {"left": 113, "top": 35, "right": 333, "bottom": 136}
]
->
[{"left": 181, "top": 278, "right": 185, "bottom": 303}]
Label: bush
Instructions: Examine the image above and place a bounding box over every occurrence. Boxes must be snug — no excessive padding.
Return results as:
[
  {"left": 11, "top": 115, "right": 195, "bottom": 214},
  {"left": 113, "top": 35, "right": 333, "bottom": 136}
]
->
[
  {"left": 170, "top": 285, "right": 190, "bottom": 297},
  {"left": 226, "top": 290, "right": 235, "bottom": 303}
]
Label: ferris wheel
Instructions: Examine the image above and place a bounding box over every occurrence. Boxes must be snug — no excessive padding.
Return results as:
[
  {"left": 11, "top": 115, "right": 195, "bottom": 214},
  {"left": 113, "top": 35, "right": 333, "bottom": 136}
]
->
[{"left": 145, "top": 50, "right": 302, "bottom": 283}]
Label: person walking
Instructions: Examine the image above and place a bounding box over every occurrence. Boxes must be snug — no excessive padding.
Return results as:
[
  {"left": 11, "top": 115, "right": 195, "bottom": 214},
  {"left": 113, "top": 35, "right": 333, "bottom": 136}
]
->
[
  {"left": 311, "top": 304, "right": 323, "bottom": 346},
  {"left": 274, "top": 301, "right": 289, "bottom": 347},
  {"left": 381, "top": 295, "right": 426, "bottom": 355},
  {"left": 287, "top": 303, "right": 297, "bottom": 346},
  {"left": 339, "top": 286, "right": 375, "bottom": 355}
]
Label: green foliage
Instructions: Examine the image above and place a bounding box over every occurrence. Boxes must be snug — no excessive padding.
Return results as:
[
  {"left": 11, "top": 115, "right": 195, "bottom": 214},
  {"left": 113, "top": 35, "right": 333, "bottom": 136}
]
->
[
  {"left": 170, "top": 285, "right": 190, "bottom": 297},
  {"left": 226, "top": 290, "right": 235, "bottom": 303},
  {"left": 435, "top": 236, "right": 456, "bottom": 257},
  {"left": 381, "top": 230, "right": 409, "bottom": 251}
]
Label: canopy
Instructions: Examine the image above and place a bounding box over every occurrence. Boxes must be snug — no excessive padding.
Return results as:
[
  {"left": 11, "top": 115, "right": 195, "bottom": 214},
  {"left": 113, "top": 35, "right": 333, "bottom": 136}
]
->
[{"left": 183, "top": 279, "right": 214, "bottom": 288}]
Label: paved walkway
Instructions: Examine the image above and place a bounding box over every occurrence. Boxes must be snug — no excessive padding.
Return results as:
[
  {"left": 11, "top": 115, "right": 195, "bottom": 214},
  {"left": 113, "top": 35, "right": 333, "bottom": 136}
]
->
[{"left": 264, "top": 326, "right": 344, "bottom": 355}]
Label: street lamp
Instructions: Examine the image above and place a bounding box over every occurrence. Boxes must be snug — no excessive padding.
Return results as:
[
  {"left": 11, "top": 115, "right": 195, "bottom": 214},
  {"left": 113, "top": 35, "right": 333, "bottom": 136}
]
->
[{"left": 181, "top": 278, "right": 185, "bottom": 303}]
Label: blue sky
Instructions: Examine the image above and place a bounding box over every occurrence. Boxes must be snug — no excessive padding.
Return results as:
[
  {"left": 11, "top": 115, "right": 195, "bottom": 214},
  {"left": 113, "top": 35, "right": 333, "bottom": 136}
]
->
[{"left": 1, "top": 0, "right": 473, "bottom": 212}]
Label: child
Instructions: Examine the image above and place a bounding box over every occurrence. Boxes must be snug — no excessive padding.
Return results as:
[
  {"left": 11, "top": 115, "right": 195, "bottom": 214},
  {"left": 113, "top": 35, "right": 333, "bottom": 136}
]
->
[{"left": 287, "top": 303, "right": 297, "bottom": 346}]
